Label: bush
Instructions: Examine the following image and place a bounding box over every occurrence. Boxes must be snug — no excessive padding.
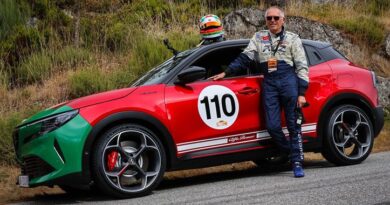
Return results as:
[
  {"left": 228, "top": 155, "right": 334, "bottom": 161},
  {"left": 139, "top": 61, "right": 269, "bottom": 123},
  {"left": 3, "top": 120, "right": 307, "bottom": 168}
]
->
[
  {"left": 51, "top": 46, "right": 92, "bottom": 68},
  {"left": 365, "top": 0, "right": 390, "bottom": 15},
  {"left": 80, "top": 16, "right": 106, "bottom": 49},
  {"left": 0, "top": 0, "right": 30, "bottom": 40},
  {"left": 68, "top": 66, "right": 114, "bottom": 98},
  {"left": 331, "top": 16, "right": 385, "bottom": 46},
  {"left": 106, "top": 28, "right": 199, "bottom": 88},
  {"left": 105, "top": 22, "right": 128, "bottom": 51},
  {"left": 14, "top": 46, "right": 92, "bottom": 86},
  {"left": 0, "top": 69, "right": 8, "bottom": 90},
  {"left": 0, "top": 113, "right": 25, "bottom": 165},
  {"left": 0, "top": 107, "right": 42, "bottom": 165},
  {"left": 0, "top": 25, "right": 42, "bottom": 67},
  {"left": 16, "top": 52, "right": 51, "bottom": 85}
]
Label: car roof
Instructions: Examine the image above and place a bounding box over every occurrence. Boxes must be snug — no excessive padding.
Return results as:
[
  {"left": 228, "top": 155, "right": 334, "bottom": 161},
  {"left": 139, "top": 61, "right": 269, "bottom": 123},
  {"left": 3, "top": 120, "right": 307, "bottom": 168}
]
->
[
  {"left": 302, "top": 39, "right": 331, "bottom": 49},
  {"left": 197, "top": 39, "right": 332, "bottom": 50}
]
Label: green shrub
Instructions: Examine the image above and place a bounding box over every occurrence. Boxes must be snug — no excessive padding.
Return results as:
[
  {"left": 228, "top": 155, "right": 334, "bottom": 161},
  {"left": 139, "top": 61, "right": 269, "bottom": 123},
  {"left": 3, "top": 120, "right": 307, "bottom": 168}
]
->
[
  {"left": 1, "top": 25, "right": 42, "bottom": 67},
  {"left": 0, "top": 113, "right": 24, "bottom": 165},
  {"left": 80, "top": 16, "right": 107, "bottom": 49},
  {"left": 31, "top": 0, "right": 49, "bottom": 18},
  {"left": 108, "top": 29, "right": 199, "bottom": 87},
  {"left": 15, "top": 46, "right": 91, "bottom": 86},
  {"left": 0, "top": 0, "right": 30, "bottom": 40},
  {"left": 105, "top": 22, "right": 128, "bottom": 51},
  {"left": 0, "top": 107, "right": 42, "bottom": 165},
  {"left": 17, "top": 52, "right": 51, "bottom": 85},
  {"left": 51, "top": 46, "right": 92, "bottom": 68},
  {"left": 364, "top": 0, "right": 390, "bottom": 15},
  {"left": 68, "top": 66, "right": 115, "bottom": 98},
  {"left": 0, "top": 69, "right": 9, "bottom": 89},
  {"left": 331, "top": 16, "right": 385, "bottom": 46}
]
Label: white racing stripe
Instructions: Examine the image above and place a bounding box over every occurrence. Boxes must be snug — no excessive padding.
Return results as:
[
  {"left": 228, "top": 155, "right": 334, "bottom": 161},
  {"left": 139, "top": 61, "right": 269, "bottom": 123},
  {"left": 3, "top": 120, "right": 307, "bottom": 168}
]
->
[{"left": 177, "top": 123, "right": 317, "bottom": 154}]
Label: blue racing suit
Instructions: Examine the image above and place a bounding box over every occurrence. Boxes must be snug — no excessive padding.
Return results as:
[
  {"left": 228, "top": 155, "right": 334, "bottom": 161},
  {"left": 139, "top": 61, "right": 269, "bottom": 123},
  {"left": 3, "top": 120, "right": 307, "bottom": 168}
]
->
[{"left": 225, "top": 28, "right": 309, "bottom": 163}]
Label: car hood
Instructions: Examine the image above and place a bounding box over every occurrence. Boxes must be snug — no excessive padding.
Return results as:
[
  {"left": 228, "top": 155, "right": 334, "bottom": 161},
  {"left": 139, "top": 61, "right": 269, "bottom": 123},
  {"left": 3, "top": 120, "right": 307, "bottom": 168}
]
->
[
  {"left": 18, "top": 87, "right": 138, "bottom": 127},
  {"left": 67, "top": 87, "right": 138, "bottom": 109}
]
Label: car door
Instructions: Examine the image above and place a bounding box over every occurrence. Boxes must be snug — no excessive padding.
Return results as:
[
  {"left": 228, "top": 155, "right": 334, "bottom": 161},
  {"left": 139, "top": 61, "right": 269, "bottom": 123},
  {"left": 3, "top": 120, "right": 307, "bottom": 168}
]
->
[
  {"left": 165, "top": 76, "right": 266, "bottom": 157},
  {"left": 164, "top": 46, "right": 267, "bottom": 158}
]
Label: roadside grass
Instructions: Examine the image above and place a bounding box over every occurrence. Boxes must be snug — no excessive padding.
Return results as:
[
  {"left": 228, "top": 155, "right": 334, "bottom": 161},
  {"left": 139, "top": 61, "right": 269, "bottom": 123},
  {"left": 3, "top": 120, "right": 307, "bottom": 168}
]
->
[
  {"left": 15, "top": 46, "right": 93, "bottom": 87},
  {"left": 2, "top": 121, "right": 389, "bottom": 204},
  {"left": 286, "top": 1, "right": 390, "bottom": 50}
]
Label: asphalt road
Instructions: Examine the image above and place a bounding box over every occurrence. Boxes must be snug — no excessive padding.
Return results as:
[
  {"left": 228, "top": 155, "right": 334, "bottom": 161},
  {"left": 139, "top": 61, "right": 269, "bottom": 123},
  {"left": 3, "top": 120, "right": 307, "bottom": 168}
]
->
[{"left": 15, "top": 152, "right": 390, "bottom": 205}]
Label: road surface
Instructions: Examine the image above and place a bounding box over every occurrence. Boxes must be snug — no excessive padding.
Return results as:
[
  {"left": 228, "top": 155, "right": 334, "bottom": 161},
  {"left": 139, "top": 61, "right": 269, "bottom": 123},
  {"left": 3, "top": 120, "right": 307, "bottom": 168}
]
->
[{"left": 14, "top": 152, "right": 390, "bottom": 205}]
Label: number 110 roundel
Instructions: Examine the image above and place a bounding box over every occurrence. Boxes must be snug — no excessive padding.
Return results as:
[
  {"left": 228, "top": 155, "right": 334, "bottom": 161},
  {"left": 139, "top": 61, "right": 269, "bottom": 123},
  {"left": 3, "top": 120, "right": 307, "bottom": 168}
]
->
[
  {"left": 198, "top": 85, "right": 239, "bottom": 130},
  {"left": 13, "top": 39, "right": 384, "bottom": 198}
]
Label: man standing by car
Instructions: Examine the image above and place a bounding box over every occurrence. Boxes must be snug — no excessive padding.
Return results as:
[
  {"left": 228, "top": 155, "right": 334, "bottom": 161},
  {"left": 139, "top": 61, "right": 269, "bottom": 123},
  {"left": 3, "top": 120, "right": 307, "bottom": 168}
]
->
[{"left": 210, "top": 6, "right": 308, "bottom": 177}]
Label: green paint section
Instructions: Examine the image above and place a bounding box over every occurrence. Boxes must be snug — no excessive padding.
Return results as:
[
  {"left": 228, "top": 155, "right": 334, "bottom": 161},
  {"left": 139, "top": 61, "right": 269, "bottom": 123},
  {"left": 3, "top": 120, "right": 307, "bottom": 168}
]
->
[
  {"left": 18, "top": 113, "right": 92, "bottom": 185},
  {"left": 19, "top": 105, "right": 73, "bottom": 126}
]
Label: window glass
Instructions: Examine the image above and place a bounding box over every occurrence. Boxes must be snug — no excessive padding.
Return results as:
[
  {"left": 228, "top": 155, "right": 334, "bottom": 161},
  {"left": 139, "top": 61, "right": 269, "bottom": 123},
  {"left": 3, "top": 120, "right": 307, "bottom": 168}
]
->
[
  {"left": 304, "top": 45, "right": 324, "bottom": 66},
  {"left": 190, "top": 46, "right": 248, "bottom": 79}
]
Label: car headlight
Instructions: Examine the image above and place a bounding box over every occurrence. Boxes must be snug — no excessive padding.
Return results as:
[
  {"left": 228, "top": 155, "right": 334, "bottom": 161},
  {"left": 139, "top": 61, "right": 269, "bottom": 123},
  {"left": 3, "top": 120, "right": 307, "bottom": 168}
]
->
[{"left": 22, "top": 110, "right": 79, "bottom": 143}]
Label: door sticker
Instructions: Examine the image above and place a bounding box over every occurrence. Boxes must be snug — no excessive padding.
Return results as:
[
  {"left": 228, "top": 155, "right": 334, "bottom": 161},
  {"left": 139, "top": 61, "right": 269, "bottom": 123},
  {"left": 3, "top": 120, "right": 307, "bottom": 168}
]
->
[{"left": 198, "top": 85, "right": 239, "bottom": 129}]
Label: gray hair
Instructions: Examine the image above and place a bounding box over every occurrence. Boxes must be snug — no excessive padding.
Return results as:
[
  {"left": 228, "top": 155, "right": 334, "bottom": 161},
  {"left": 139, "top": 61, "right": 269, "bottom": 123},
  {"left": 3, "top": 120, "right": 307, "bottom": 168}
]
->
[{"left": 264, "top": 6, "right": 285, "bottom": 18}]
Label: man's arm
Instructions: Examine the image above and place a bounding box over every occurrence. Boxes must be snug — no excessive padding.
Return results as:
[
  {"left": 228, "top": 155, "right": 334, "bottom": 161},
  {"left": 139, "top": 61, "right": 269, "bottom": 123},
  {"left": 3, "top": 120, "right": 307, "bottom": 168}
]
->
[
  {"left": 291, "top": 36, "right": 309, "bottom": 96},
  {"left": 210, "top": 34, "right": 258, "bottom": 80},
  {"left": 291, "top": 36, "right": 309, "bottom": 107}
]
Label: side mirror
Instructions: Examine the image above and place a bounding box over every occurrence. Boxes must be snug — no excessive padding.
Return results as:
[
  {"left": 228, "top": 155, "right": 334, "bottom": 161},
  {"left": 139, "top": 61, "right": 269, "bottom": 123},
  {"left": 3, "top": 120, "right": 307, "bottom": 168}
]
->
[{"left": 175, "top": 66, "right": 206, "bottom": 85}]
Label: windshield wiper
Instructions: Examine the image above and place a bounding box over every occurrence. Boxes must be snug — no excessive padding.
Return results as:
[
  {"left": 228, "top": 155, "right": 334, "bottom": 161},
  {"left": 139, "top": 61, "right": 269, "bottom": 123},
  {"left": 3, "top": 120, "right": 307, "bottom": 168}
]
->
[{"left": 163, "top": 39, "right": 179, "bottom": 57}]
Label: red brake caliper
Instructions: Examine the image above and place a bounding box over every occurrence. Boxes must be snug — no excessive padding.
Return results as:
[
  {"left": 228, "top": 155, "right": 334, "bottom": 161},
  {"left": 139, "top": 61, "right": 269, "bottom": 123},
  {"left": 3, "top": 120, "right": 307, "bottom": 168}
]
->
[{"left": 107, "top": 151, "right": 119, "bottom": 171}]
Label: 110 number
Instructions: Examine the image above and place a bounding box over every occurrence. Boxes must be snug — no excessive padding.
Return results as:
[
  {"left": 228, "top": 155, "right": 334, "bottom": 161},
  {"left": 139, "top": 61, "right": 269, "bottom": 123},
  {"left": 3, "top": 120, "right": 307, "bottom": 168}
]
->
[{"left": 199, "top": 94, "right": 236, "bottom": 119}]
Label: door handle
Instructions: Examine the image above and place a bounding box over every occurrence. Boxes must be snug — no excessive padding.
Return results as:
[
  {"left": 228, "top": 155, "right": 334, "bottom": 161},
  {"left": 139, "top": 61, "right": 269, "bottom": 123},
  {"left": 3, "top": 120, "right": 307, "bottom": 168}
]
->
[{"left": 237, "top": 87, "right": 259, "bottom": 95}]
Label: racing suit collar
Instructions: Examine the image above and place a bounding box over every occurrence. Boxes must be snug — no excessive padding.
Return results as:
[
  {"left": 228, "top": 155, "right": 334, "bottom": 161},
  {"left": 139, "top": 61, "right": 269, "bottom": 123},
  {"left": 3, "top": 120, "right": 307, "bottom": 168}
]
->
[{"left": 269, "top": 26, "right": 285, "bottom": 38}]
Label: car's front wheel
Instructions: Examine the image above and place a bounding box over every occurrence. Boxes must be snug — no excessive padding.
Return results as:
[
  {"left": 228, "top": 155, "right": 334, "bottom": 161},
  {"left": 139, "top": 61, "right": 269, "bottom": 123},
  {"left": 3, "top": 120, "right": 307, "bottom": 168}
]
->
[
  {"left": 92, "top": 124, "right": 166, "bottom": 198},
  {"left": 321, "top": 105, "right": 374, "bottom": 165}
]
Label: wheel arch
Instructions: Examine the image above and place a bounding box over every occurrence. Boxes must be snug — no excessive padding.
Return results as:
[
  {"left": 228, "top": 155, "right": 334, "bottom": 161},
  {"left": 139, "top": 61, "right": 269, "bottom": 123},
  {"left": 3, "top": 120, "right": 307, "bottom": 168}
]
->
[
  {"left": 81, "top": 111, "right": 177, "bottom": 183},
  {"left": 317, "top": 92, "right": 378, "bottom": 146}
]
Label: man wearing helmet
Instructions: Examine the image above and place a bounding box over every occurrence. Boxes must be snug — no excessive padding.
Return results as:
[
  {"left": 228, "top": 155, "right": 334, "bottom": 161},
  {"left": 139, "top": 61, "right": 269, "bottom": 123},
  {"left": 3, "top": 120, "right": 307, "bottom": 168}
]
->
[
  {"left": 198, "top": 14, "right": 225, "bottom": 46},
  {"left": 209, "top": 6, "right": 308, "bottom": 178}
]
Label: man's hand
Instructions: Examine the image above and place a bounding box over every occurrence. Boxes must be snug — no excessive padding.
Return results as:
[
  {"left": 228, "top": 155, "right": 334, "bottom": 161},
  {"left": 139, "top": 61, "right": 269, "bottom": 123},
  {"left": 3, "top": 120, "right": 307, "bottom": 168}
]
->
[
  {"left": 297, "top": 96, "right": 307, "bottom": 108},
  {"left": 208, "top": 72, "right": 226, "bottom": 81}
]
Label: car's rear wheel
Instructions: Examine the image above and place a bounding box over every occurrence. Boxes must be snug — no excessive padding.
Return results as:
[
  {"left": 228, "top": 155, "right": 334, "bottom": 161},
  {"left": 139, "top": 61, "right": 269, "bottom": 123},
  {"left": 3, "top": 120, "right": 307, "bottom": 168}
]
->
[
  {"left": 92, "top": 124, "right": 166, "bottom": 198},
  {"left": 321, "top": 105, "right": 374, "bottom": 165}
]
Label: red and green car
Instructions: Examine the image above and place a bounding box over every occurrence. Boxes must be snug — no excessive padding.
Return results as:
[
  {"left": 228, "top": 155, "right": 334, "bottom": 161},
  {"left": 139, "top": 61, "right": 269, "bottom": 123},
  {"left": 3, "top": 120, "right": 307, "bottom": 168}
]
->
[{"left": 13, "top": 39, "right": 384, "bottom": 198}]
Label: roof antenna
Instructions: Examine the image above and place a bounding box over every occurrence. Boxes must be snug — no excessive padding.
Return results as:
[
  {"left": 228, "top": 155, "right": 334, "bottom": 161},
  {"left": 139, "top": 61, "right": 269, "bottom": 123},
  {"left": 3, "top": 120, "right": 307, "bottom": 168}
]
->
[{"left": 163, "top": 39, "right": 179, "bottom": 56}]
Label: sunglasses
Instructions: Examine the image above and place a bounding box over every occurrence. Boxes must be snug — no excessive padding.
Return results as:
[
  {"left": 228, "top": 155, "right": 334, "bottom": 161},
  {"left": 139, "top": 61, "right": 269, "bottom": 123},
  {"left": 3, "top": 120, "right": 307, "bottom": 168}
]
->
[{"left": 266, "top": 16, "right": 281, "bottom": 21}]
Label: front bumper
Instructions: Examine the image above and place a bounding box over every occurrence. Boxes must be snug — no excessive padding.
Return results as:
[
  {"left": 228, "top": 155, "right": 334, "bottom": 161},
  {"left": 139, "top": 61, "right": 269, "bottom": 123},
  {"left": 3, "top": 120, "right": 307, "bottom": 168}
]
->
[
  {"left": 373, "top": 106, "right": 384, "bottom": 137},
  {"left": 13, "top": 114, "right": 92, "bottom": 187}
]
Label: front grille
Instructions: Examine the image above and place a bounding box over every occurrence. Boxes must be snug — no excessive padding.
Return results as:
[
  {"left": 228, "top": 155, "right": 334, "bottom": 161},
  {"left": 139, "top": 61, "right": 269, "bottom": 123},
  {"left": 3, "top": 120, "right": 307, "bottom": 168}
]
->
[{"left": 22, "top": 156, "right": 55, "bottom": 179}]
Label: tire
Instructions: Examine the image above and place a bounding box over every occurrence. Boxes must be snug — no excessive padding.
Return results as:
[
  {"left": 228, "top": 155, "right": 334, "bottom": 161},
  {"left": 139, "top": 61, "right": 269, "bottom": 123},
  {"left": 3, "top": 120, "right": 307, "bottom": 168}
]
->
[
  {"left": 92, "top": 124, "right": 166, "bottom": 198},
  {"left": 321, "top": 105, "right": 374, "bottom": 166}
]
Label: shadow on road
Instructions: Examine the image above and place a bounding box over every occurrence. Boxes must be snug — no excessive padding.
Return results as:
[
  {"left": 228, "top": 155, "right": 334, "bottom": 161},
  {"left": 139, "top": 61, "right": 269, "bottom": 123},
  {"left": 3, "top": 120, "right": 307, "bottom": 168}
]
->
[{"left": 14, "top": 159, "right": 333, "bottom": 204}]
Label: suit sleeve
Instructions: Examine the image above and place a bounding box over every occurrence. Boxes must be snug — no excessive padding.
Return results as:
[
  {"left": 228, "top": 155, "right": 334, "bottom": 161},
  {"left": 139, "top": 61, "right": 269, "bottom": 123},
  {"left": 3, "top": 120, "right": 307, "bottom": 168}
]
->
[
  {"left": 225, "top": 34, "right": 257, "bottom": 76},
  {"left": 291, "top": 36, "right": 309, "bottom": 96}
]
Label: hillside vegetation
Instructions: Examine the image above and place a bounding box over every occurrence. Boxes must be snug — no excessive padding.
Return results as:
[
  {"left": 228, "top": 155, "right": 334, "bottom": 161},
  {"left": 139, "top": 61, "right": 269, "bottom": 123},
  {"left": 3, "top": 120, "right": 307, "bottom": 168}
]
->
[{"left": 0, "top": 0, "right": 389, "bottom": 165}]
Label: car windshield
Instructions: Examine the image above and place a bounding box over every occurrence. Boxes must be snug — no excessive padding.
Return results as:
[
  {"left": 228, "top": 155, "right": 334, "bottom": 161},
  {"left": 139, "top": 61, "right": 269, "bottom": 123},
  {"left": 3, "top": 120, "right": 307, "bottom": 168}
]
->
[{"left": 131, "top": 48, "right": 198, "bottom": 86}]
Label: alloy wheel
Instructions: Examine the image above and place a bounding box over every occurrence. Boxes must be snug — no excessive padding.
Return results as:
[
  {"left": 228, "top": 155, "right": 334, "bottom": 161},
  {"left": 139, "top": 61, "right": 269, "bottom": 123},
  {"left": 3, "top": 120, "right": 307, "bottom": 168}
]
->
[{"left": 102, "top": 129, "right": 162, "bottom": 193}]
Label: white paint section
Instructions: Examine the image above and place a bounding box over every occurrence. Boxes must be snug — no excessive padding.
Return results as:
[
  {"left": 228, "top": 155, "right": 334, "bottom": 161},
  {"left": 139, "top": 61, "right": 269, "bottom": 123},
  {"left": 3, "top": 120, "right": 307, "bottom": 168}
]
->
[
  {"left": 198, "top": 85, "right": 239, "bottom": 130},
  {"left": 177, "top": 123, "right": 317, "bottom": 154},
  {"left": 177, "top": 138, "right": 227, "bottom": 152},
  {"left": 302, "top": 124, "right": 317, "bottom": 132}
]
